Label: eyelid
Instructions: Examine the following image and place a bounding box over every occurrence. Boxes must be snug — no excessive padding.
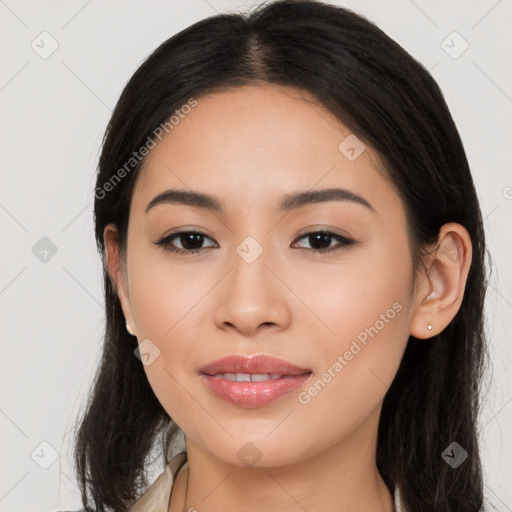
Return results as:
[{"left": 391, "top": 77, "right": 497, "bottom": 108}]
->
[{"left": 294, "top": 224, "right": 354, "bottom": 239}]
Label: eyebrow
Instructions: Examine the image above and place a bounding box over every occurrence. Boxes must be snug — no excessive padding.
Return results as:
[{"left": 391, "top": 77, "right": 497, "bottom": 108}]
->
[{"left": 145, "top": 187, "right": 376, "bottom": 214}]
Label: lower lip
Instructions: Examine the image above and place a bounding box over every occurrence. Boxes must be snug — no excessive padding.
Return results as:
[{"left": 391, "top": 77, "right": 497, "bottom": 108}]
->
[{"left": 200, "top": 373, "right": 312, "bottom": 408}]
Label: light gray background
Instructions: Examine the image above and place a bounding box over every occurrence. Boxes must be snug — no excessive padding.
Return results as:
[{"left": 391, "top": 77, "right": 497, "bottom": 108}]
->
[{"left": 1, "top": 0, "right": 511, "bottom": 511}]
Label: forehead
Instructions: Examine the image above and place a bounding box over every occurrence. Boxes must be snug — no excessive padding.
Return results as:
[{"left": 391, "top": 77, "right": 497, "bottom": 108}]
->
[{"left": 132, "top": 84, "right": 401, "bottom": 221}]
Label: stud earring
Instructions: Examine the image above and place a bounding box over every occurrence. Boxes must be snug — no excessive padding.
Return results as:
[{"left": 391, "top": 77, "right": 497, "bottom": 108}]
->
[
  {"left": 126, "top": 323, "right": 135, "bottom": 336},
  {"left": 426, "top": 294, "right": 431, "bottom": 303}
]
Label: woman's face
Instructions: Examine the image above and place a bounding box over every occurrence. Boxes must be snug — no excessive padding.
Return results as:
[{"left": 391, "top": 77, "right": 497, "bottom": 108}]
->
[{"left": 108, "top": 84, "right": 421, "bottom": 467}]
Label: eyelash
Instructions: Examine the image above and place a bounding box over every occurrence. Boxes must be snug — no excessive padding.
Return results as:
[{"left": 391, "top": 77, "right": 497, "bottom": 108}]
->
[{"left": 155, "top": 230, "right": 356, "bottom": 255}]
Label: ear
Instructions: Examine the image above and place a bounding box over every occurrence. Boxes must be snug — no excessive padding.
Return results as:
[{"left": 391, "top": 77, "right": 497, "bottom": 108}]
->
[
  {"left": 410, "top": 222, "right": 472, "bottom": 340},
  {"left": 103, "top": 223, "right": 137, "bottom": 337}
]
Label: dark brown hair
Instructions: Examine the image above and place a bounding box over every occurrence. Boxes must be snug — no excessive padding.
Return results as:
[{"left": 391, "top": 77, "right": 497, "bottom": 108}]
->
[{"left": 73, "top": 1, "right": 492, "bottom": 510}]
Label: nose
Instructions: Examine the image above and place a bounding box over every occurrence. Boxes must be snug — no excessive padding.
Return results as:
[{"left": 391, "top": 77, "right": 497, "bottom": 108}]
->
[{"left": 213, "top": 244, "right": 292, "bottom": 337}]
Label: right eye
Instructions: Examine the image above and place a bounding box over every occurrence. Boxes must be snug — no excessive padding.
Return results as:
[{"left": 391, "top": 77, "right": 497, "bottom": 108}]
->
[{"left": 155, "top": 230, "right": 217, "bottom": 255}]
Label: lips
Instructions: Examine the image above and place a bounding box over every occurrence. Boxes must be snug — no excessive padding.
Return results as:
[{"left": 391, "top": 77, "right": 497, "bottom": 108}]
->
[
  {"left": 199, "top": 354, "right": 311, "bottom": 377},
  {"left": 199, "top": 355, "right": 313, "bottom": 408}
]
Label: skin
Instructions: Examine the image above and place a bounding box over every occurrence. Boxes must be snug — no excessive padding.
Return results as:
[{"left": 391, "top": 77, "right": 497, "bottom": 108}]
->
[{"left": 103, "top": 84, "right": 472, "bottom": 512}]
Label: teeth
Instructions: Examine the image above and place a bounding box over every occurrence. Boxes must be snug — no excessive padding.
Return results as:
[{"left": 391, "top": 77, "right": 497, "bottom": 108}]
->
[
  {"left": 251, "top": 373, "right": 283, "bottom": 381},
  {"left": 212, "top": 372, "right": 283, "bottom": 381}
]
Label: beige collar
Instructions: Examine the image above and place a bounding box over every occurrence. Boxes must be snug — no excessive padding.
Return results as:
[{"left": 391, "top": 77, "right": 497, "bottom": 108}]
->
[{"left": 128, "top": 452, "right": 187, "bottom": 512}]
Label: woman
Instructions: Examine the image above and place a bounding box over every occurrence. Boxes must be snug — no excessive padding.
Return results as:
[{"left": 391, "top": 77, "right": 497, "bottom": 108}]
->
[{"left": 68, "top": 1, "right": 490, "bottom": 510}]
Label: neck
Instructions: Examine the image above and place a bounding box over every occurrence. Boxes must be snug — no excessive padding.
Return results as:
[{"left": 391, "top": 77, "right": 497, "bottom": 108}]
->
[{"left": 169, "top": 406, "right": 394, "bottom": 512}]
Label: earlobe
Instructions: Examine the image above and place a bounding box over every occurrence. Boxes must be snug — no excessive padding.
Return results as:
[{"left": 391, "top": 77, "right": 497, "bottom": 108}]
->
[
  {"left": 426, "top": 295, "right": 433, "bottom": 331},
  {"left": 410, "top": 223, "right": 472, "bottom": 340}
]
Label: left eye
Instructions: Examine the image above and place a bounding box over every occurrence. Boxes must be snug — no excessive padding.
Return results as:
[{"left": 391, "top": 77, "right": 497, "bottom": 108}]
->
[
  {"left": 155, "top": 230, "right": 356, "bottom": 255},
  {"left": 292, "top": 231, "right": 356, "bottom": 252}
]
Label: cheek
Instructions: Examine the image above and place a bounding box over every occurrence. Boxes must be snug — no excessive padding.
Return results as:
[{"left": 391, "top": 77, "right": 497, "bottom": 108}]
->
[
  {"left": 127, "top": 257, "right": 202, "bottom": 425},
  {"left": 126, "top": 247, "right": 204, "bottom": 400},
  {"left": 298, "top": 237, "right": 412, "bottom": 406},
  {"left": 297, "top": 236, "right": 411, "bottom": 348},
  {"left": 128, "top": 244, "right": 207, "bottom": 339},
  {"left": 291, "top": 288, "right": 409, "bottom": 454}
]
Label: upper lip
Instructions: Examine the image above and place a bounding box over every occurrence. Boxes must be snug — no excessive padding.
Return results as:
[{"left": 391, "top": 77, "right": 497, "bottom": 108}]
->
[{"left": 199, "top": 355, "right": 312, "bottom": 376}]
